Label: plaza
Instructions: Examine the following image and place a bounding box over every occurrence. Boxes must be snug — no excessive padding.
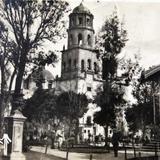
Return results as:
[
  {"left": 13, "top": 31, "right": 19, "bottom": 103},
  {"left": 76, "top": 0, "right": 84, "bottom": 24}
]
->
[{"left": 0, "top": 0, "right": 160, "bottom": 160}]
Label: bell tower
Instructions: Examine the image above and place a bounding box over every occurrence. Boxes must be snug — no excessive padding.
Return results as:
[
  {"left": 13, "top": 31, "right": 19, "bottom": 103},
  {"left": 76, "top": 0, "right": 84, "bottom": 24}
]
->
[
  {"left": 68, "top": 3, "right": 94, "bottom": 50},
  {"left": 56, "top": 2, "right": 104, "bottom": 143},
  {"left": 60, "top": 2, "right": 102, "bottom": 94}
]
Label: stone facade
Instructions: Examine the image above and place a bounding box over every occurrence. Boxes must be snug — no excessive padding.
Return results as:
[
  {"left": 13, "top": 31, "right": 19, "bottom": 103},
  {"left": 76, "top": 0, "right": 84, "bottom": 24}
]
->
[
  {"left": 56, "top": 3, "right": 105, "bottom": 142},
  {"left": 23, "top": 3, "right": 107, "bottom": 142}
]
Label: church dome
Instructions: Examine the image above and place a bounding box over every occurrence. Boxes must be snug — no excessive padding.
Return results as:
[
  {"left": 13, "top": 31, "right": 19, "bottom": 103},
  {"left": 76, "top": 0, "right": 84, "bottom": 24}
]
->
[
  {"left": 31, "top": 68, "right": 54, "bottom": 82},
  {"left": 73, "top": 3, "right": 92, "bottom": 15},
  {"left": 41, "top": 69, "right": 54, "bottom": 81}
]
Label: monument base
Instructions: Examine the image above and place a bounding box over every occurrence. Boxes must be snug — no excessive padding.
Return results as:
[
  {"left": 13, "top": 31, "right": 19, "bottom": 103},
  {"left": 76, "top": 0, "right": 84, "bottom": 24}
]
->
[{"left": 10, "top": 152, "right": 26, "bottom": 160}]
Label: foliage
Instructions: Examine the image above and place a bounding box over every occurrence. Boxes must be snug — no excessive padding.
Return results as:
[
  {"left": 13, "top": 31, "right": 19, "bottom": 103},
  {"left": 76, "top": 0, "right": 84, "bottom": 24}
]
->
[
  {"left": 126, "top": 80, "right": 158, "bottom": 132},
  {"left": 94, "top": 84, "right": 126, "bottom": 127},
  {"left": 56, "top": 91, "right": 88, "bottom": 140},
  {"left": 0, "top": 21, "right": 18, "bottom": 135},
  {"left": 94, "top": 104, "right": 115, "bottom": 128},
  {"left": 23, "top": 90, "right": 88, "bottom": 141},
  {"left": 23, "top": 89, "right": 57, "bottom": 123},
  {"left": 94, "top": 10, "right": 128, "bottom": 132},
  {"left": 0, "top": 21, "right": 16, "bottom": 94},
  {"left": 56, "top": 91, "right": 89, "bottom": 121},
  {"left": 96, "top": 10, "right": 128, "bottom": 57},
  {"left": 0, "top": 0, "right": 69, "bottom": 111},
  {"left": 94, "top": 10, "right": 141, "bottom": 142},
  {"left": 23, "top": 89, "right": 73, "bottom": 149}
]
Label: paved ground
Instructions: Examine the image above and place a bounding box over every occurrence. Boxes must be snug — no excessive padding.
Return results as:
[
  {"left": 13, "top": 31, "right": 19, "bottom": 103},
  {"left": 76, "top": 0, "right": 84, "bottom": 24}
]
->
[
  {"left": 0, "top": 152, "right": 63, "bottom": 160},
  {"left": 0, "top": 145, "right": 158, "bottom": 160},
  {"left": 24, "top": 151, "right": 64, "bottom": 160},
  {"left": 31, "top": 146, "right": 136, "bottom": 160},
  {"left": 0, "top": 150, "right": 64, "bottom": 160},
  {"left": 31, "top": 146, "right": 160, "bottom": 160},
  {"left": 0, "top": 145, "right": 64, "bottom": 160}
]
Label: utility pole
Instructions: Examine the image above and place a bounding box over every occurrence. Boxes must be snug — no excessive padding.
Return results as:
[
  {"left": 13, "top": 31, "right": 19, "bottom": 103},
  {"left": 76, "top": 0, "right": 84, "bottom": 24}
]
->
[{"left": 153, "top": 94, "right": 156, "bottom": 125}]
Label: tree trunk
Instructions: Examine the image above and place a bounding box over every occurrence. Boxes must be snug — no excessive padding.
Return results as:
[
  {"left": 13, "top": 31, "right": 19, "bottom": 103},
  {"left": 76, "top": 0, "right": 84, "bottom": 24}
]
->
[
  {"left": 74, "top": 119, "right": 79, "bottom": 144},
  {"left": 51, "top": 136, "right": 55, "bottom": 149},
  {"left": 51, "top": 130, "right": 57, "bottom": 149},
  {"left": 104, "top": 125, "right": 109, "bottom": 148},
  {"left": 0, "top": 97, "right": 4, "bottom": 137},
  {"left": 13, "top": 48, "right": 28, "bottom": 112},
  {"left": 0, "top": 55, "right": 6, "bottom": 137},
  {"left": 66, "top": 119, "right": 72, "bottom": 160},
  {"left": 14, "top": 57, "right": 26, "bottom": 95}
]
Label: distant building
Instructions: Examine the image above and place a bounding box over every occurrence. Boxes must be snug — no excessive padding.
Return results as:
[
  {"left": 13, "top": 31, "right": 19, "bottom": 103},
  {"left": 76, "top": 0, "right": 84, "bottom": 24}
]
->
[
  {"left": 56, "top": 2, "right": 105, "bottom": 142},
  {"left": 23, "top": 66, "right": 55, "bottom": 99},
  {"left": 143, "top": 65, "right": 160, "bottom": 125},
  {"left": 144, "top": 65, "right": 160, "bottom": 81},
  {"left": 23, "top": 3, "right": 107, "bottom": 143}
]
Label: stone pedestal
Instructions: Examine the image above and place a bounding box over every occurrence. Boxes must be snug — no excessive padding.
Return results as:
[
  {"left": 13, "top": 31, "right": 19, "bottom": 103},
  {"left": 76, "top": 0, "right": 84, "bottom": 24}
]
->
[{"left": 7, "top": 110, "right": 26, "bottom": 160}]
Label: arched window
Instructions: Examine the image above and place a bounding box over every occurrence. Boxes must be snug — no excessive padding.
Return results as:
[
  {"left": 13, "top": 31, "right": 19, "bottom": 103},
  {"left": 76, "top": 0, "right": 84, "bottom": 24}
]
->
[
  {"left": 81, "top": 60, "right": 85, "bottom": 72},
  {"left": 87, "top": 59, "right": 91, "bottom": 70},
  {"left": 87, "top": 35, "right": 91, "bottom": 46},
  {"left": 94, "top": 62, "right": 98, "bottom": 74},
  {"left": 74, "top": 59, "right": 77, "bottom": 69},
  {"left": 78, "top": 17, "right": 83, "bottom": 25},
  {"left": 86, "top": 116, "right": 92, "bottom": 125},
  {"left": 48, "top": 81, "right": 52, "bottom": 89},
  {"left": 78, "top": 33, "right": 83, "bottom": 46},
  {"left": 86, "top": 17, "right": 90, "bottom": 25},
  {"left": 68, "top": 59, "right": 71, "bottom": 70}
]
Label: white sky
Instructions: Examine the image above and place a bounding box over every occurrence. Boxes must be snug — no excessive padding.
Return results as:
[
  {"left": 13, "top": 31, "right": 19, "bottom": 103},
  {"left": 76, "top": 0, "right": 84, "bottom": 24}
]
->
[{"left": 47, "top": 0, "right": 160, "bottom": 76}]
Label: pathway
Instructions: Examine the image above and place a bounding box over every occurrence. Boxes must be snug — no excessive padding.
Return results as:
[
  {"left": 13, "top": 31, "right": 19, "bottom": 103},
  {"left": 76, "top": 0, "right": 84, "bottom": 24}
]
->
[{"left": 31, "top": 146, "right": 134, "bottom": 160}]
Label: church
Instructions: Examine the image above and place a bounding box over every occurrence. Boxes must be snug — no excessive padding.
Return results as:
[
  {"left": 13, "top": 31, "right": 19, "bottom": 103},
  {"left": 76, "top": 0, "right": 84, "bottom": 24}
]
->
[{"left": 23, "top": 2, "right": 109, "bottom": 142}]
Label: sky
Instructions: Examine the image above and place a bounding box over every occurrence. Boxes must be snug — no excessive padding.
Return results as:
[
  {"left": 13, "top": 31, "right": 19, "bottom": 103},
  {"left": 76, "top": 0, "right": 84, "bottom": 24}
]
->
[{"left": 49, "top": 0, "right": 160, "bottom": 76}]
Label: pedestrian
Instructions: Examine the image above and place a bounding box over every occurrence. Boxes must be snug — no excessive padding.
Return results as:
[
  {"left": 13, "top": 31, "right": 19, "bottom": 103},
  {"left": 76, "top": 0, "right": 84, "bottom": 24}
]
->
[{"left": 112, "top": 129, "right": 120, "bottom": 157}]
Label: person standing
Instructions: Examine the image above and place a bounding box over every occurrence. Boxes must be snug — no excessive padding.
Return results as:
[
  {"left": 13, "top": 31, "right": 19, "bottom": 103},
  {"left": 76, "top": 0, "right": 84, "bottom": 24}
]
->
[{"left": 112, "top": 129, "right": 120, "bottom": 157}]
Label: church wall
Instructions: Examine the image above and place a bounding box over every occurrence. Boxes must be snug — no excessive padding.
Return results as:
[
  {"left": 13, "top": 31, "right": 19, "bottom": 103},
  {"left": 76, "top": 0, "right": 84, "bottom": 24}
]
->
[
  {"left": 56, "top": 79, "right": 78, "bottom": 93},
  {"left": 61, "top": 48, "right": 79, "bottom": 79},
  {"left": 77, "top": 49, "right": 100, "bottom": 76},
  {"left": 77, "top": 76, "right": 102, "bottom": 97},
  {"left": 79, "top": 103, "right": 105, "bottom": 141},
  {"left": 56, "top": 3, "right": 106, "bottom": 142}
]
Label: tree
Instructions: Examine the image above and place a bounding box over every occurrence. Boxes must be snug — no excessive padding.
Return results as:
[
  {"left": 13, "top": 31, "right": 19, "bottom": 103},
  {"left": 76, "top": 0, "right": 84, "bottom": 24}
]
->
[
  {"left": 126, "top": 79, "right": 158, "bottom": 134},
  {"left": 23, "top": 89, "right": 57, "bottom": 125},
  {"left": 94, "top": 81, "right": 126, "bottom": 146},
  {"left": 0, "top": 0, "right": 69, "bottom": 111},
  {"left": 94, "top": 10, "right": 139, "bottom": 145},
  {"left": 56, "top": 91, "right": 88, "bottom": 143},
  {"left": 23, "top": 88, "right": 59, "bottom": 149},
  {"left": 0, "top": 21, "right": 17, "bottom": 136}
]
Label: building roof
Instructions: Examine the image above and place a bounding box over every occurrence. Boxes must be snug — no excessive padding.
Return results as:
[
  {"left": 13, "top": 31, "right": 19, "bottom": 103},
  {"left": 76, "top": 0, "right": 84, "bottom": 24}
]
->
[
  {"left": 41, "top": 69, "right": 54, "bottom": 81},
  {"left": 144, "top": 64, "right": 160, "bottom": 80},
  {"left": 73, "top": 3, "right": 92, "bottom": 15},
  {"left": 30, "top": 68, "right": 54, "bottom": 82}
]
